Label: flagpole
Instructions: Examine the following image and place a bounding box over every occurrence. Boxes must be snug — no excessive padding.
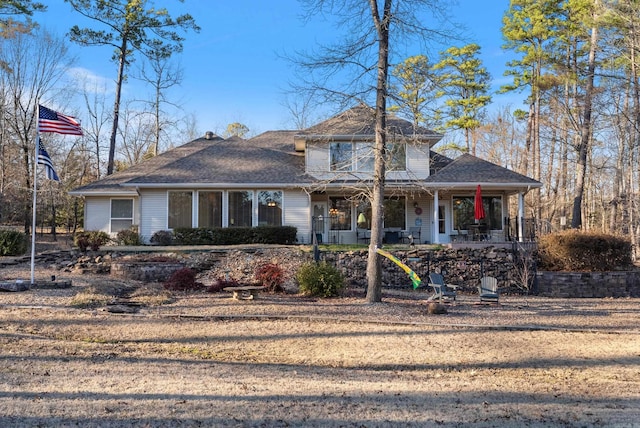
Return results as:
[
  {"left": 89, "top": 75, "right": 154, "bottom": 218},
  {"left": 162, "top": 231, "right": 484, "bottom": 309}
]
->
[
  {"left": 30, "top": 107, "right": 39, "bottom": 285},
  {"left": 30, "top": 104, "right": 82, "bottom": 284}
]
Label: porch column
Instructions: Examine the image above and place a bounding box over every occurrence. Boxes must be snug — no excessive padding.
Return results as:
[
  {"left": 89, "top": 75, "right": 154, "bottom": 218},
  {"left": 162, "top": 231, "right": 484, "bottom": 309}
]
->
[
  {"left": 433, "top": 190, "right": 440, "bottom": 244},
  {"left": 518, "top": 191, "right": 525, "bottom": 242}
]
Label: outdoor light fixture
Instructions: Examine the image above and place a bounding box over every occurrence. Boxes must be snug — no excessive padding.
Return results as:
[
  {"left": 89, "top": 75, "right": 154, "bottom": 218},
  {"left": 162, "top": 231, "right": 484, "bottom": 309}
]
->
[{"left": 413, "top": 201, "right": 419, "bottom": 208}]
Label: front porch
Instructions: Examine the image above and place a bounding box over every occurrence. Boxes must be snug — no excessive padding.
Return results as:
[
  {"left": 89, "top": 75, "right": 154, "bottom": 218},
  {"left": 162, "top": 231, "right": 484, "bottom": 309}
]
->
[{"left": 309, "top": 187, "right": 538, "bottom": 247}]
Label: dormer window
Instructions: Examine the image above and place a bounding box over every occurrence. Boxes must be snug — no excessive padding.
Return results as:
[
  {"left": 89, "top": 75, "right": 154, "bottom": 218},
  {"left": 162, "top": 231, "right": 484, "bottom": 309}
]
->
[
  {"left": 330, "top": 142, "right": 353, "bottom": 171},
  {"left": 386, "top": 142, "right": 406, "bottom": 171},
  {"left": 326, "top": 140, "right": 406, "bottom": 173},
  {"left": 356, "top": 142, "right": 374, "bottom": 171}
]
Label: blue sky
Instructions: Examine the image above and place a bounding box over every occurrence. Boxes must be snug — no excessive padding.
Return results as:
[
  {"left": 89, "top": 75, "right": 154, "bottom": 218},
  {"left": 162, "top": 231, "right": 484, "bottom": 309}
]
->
[{"left": 40, "top": 0, "right": 518, "bottom": 138}]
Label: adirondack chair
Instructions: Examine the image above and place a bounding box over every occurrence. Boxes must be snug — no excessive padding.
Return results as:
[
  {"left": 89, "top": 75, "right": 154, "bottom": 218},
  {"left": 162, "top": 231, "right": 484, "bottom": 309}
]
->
[
  {"left": 479, "top": 276, "right": 499, "bottom": 303},
  {"left": 427, "top": 273, "right": 457, "bottom": 302}
]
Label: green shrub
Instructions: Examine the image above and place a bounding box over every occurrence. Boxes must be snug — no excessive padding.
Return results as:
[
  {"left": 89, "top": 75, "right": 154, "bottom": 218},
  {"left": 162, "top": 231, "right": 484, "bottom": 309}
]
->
[
  {"left": 115, "top": 228, "right": 143, "bottom": 246},
  {"left": 74, "top": 231, "right": 111, "bottom": 251},
  {"left": 296, "top": 261, "right": 344, "bottom": 297},
  {"left": 538, "top": 230, "right": 633, "bottom": 272},
  {"left": 0, "top": 230, "right": 27, "bottom": 256},
  {"left": 255, "top": 263, "right": 285, "bottom": 292},
  {"left": 150, "top": 230, "right": 173, "bottom": 246},
  {"left": 252, "top": 226, "right": 297, "bottom": 244}
]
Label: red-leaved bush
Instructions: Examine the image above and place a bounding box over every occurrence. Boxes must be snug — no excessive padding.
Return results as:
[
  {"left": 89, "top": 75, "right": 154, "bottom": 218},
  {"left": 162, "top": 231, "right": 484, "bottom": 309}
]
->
[
  {"left": 163, "top": 268, "right": 204, "bottom": 292},
  {"left": 255, "top": 263, "right": 285, "bottom": 292}
]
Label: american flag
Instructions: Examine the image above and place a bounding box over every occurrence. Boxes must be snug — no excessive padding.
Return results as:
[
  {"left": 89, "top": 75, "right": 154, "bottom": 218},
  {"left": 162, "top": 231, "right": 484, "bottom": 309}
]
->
[
  {"left": 37, "top": 138, "right": 60, "bottom": 181},
  {"left": 38, "top": 105, "right": 83, "bottom": 135}
]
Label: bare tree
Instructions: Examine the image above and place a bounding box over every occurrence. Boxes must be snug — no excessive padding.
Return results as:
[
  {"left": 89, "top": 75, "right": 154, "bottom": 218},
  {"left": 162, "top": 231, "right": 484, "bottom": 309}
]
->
[
  {"left": 295, "top": 0, "right": 453, "bottom": 302},
  {"left": 135, "top": 54, "right": 184, "bottom": 156},
  {"left": 80, "top": 78, "right": 111, "bottom": 179},
  {"left": 117, "top": 100, "right": 155, "bottom": 167},
  {"left": 571, "top": 2, "right": 600, "bottom": 229},
  {"left": 0, "top": 28, "right": 74, "bottom": 232},
  {"left": 283, "top": 92, "right": 319, "bottom": 130}
]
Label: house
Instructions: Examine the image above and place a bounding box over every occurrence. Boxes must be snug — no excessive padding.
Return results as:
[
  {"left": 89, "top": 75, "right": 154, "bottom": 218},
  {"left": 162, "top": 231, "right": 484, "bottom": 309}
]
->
[{"left": 69, "top": 106, "right": 542, "bottom": 245}]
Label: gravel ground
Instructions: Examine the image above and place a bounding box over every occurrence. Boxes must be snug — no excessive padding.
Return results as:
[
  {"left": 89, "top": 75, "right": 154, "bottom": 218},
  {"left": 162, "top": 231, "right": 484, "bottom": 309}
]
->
[{"left": 1, "top": 260, "right": 640, "bottom": 427}]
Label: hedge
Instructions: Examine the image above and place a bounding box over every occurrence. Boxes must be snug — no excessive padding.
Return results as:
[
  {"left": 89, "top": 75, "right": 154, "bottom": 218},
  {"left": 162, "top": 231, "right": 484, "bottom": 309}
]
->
[
  {"left": 537, "top": 230, "right": 633, "bottom": 272},
  {"left": 173, "top": 226, "right": 297, "bottom": 245}
]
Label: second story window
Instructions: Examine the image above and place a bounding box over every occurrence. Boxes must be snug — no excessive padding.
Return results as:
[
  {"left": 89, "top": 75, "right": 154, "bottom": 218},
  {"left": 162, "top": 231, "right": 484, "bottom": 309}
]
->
[
  {"left": 386, "top": 142, "right": 406, "bottom": 171},
  {"left": 330, "top": 142, "right": 353, "bottom": 171},
  {"left": 356, "top": 142, "right": 374, "bottom": 171}
]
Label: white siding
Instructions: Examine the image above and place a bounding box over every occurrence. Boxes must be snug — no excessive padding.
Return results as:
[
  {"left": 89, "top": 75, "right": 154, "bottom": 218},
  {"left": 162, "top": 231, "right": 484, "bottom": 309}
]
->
[
  {"left": 305, "top": 141, "right": 327, "bottom": 178},
  {"left": 283, "top": 189, "right": 310, "bottom": 244},
  {"left": 84, "top": 197, "right": 111, "bottom": 233},
  {"left": 405, "top": 143, "right": 430, "bottom": 179},
  {"left": 406, "top": 196, "right": 431, "bottom": 244},
  {"left": 139, "top": 189, "right": 168, "bottom": 242}
]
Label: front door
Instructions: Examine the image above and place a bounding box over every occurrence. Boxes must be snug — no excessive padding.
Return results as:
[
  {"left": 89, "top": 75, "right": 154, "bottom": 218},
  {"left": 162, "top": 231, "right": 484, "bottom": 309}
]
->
[
  {"left": 312, "top": 202, "right": 327, "bottom": 244},
  {"left": 438, "top": 204, "right": 448, "bottom": 243}
]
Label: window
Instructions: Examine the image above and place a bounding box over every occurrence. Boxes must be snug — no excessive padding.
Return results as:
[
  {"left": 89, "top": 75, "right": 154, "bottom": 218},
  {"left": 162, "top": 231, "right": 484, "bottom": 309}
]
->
[
  {"left": 229, "top": 191, "right": 253, "bottom": 227},
  {"left": 110, "top": 199, "right": 133, "bottom": 233},
  {"left": 168, "top": 191, "right": 192, "bottom": 229},
  {"left": 198, "top": 191, "right": 222, "bottom": 228},
  {"left": 386, "top": 142, "right": 406, "bottom": 171},
  {"left": 258, "top": 190, "right": 282, "bottom": 226},
  {"left": 384, "top": 196, "right": 406, "bottom": 229},
  {"left": 452, "top": 195, "right": 502, "bottom": 230},
  {"left": 330, "top": 142, "right": 353, "bottom": 171},
  {"left": 355, "top": 142, "right": 374, "bottom": 171},
  {"left": 438, "top": 205, "right": 446, "bottom": 234},
  {"left": 329, "top": 197, "right": 352, "bottom": 230},
  {"left": 357, "top": 196, "right": 406, "bottom": 229}
]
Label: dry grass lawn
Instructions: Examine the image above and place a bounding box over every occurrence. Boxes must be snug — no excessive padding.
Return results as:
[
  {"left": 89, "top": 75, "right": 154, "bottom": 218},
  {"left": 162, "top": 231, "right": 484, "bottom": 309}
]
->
[{"left": 1, "top": 250, "right": 639, "bottom": 427}]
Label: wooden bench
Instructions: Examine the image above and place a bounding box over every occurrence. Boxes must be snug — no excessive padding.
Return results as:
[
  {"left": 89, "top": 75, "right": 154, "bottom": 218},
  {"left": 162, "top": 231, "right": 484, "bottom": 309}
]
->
[{"left": 223, "top": 285, "right": 265, "bottom": 300}]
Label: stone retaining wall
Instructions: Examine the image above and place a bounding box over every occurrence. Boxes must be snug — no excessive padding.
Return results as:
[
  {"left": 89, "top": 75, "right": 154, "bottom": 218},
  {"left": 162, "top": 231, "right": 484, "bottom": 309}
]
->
[
  {"left": 536, "top": 271, "right": 640, "bottom": 298},
  {"left": 324, "top": 247, "right": 523, "bottom": 293},
  {"left": 5, "top": 246, "right": 640, "bottom": 297},
  {"left": 111, "top": 261, "right": 186, "bottom": 282}
]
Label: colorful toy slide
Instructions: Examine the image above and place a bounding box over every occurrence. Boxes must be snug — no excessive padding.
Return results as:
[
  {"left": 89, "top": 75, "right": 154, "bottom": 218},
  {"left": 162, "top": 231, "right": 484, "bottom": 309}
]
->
[{"left": 375, "top": 247, "right": 422, "bottom": 289}]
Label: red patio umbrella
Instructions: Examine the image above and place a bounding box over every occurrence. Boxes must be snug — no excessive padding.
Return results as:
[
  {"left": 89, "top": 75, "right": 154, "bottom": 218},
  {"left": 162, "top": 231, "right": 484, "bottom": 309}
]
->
[{"left": 474, "top": 185, "right": 486, "bottom": 221}]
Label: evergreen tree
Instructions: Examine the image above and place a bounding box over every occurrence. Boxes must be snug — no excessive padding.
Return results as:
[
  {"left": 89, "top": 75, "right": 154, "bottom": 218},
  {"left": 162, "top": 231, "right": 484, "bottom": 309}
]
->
[
  {"left": 432, "top": 43, "right": 491, "bottom": 154},
  {"left": 65, "top": 0, "right": 199, "bottom": 175}
]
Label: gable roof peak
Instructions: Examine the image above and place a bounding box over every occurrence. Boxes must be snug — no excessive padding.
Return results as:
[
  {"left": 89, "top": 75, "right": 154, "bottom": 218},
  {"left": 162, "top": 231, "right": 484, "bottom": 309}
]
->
[{"left": 299, "top": 104, "right": 442, "bottom": 144}]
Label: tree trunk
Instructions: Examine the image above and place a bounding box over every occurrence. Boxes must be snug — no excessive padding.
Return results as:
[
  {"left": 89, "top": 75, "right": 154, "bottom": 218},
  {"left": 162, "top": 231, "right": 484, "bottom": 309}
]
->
[
  {"left": 571, "top": 23, "right": 598, "bottom": 229},
  {"left": 366, "top": 0, "right": 391, "bottom": 303},
  {"left": 107, "top": 36, "right": 128, "bottom": 176}
]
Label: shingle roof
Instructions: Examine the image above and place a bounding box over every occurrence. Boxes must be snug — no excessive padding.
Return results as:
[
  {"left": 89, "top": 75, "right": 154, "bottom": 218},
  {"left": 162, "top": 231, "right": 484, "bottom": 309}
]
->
[
  {"left": 127, "top": 131, "right": 314, "bottom": 186},
  {"left": 70, "top": 131, "right": 315, "bottom": 194},
  {"left": 300, "top": 105, "right": 442, "bottom": 142},
  {"left": 429, "top": 150, "right": 453, "bottom": 174},
  {"left": 69, "top": 135, "right": 224, "bottom": 193},
  {"left": 424, "top": 153, "right": 542, "bottom": 188}
]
